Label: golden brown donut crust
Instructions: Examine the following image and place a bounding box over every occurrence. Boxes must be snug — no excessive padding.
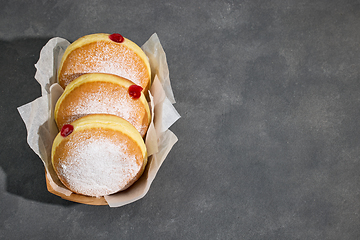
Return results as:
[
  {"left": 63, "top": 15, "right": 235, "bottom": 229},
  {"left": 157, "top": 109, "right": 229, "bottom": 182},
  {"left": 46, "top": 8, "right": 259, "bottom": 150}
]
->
[
  {"left": 58, "top": 33, "right": 151, "bottom": 93},
  {"left": 51, "top": 114, "right": 147, "bottom": 197},
  {"left": 54, "top": 73, "right": 151, "bottom": 137}
]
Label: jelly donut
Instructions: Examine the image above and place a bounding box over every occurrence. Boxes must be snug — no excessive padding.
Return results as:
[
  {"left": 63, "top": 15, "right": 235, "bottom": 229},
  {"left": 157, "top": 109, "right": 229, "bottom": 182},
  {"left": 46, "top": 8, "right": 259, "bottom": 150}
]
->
[
  {"left": 51, "top": 114, "right": 148, "bottom": 197},
  {"left": 58, "top": 33, "right": 151, "bottom": 93},
  {"left": 54, "top": 73, "right": 151, "bottom": 137}
]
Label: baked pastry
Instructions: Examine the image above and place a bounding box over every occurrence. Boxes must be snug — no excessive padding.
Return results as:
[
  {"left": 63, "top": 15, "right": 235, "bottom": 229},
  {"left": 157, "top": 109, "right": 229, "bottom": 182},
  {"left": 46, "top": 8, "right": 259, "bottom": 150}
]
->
[
  {"left": 57, "top": 33, "right": 151, "bottom": 93},
  {"left": 51, "top": 114, "right": 148, "bottom": 197},
  {"left": 54, "top": 73, "right": 151, "bottom": 137}
]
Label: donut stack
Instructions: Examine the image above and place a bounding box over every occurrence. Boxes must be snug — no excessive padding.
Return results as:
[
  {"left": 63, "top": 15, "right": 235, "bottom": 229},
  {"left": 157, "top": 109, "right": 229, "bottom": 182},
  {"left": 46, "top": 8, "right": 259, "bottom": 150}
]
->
[{"left": 51, "top": 33, "right": 151, "bottom": 197}]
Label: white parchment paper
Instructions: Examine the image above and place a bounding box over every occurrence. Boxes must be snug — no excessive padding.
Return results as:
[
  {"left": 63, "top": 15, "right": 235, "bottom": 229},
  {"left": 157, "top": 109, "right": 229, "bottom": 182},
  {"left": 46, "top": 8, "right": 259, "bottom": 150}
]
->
[{"left": 17, "top": 33, "right": 180, "bottom": 207}]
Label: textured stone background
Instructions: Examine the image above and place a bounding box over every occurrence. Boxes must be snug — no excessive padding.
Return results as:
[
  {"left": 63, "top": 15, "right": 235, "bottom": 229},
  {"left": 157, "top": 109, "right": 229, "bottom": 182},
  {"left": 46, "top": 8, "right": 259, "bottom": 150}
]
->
[{"left": 1, "top": 0, "right": 360, "bottom": 239}]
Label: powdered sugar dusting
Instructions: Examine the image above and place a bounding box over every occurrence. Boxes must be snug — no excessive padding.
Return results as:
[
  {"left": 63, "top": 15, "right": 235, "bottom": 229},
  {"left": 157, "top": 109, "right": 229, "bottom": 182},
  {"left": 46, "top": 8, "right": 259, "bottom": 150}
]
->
[
  {"left": 61, "top": 42, "right": 148, "bottom": 89},
  {"left": 57, "top": 132, "right": 141, "bottom": 197},
  {"left": 61, "top": 82, "right": 148, "bottom": 136}
]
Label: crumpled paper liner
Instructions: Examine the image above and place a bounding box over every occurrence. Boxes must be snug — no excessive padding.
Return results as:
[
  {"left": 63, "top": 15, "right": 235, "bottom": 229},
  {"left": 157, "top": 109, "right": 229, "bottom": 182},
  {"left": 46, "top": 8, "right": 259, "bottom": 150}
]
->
[{"left": 17, "top": 33, "right": 180, "bottom": 207}]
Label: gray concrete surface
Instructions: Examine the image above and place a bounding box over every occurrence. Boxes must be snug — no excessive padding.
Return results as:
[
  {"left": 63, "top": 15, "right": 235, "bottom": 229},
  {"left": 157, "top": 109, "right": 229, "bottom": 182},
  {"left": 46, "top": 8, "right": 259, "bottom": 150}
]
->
[{"left": 1, "top": 0, "right": 360, "bottom": 239}]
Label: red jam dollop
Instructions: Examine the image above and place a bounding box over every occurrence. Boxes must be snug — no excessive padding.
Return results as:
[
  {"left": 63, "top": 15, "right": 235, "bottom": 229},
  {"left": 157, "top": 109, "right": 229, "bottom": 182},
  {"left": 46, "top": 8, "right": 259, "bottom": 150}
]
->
[
  {"left": 129, "top": 85, "right": 143, "bottom": 99},
  {"left": 109, "top": 33, "right": 124, "bottom": 43},
  {"left": 61, "top": 124, "right": 74, "bottom": 137}
]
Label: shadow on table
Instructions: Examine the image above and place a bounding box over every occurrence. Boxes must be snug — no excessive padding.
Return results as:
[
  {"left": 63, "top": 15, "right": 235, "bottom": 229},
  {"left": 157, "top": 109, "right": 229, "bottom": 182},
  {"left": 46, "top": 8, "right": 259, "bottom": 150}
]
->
[{"left": 0, "top": 37, "right": 76, "bottom": 206}]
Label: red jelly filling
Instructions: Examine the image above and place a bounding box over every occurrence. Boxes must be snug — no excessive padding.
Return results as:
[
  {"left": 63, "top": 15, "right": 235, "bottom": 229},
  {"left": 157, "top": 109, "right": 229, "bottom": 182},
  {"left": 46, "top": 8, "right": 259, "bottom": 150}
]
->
[
  {"left": 109, "top": 33, "right": 124, "bottom": 43},
  {"left": 129, "top": 85, "right": 143, "bottom": 99},
  {"left": 61, "top": 124, "right": 74, "bottom": 137}
]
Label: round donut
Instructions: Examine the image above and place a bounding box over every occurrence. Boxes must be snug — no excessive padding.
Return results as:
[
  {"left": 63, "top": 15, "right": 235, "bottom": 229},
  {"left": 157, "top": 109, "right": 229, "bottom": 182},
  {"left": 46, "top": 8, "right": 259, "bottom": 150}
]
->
[
  {"left": 51, "top": 114, "right": 148, "bottom": 197},
  {"left": 54, "top": 73, "right": 151, "bottom": 137},
  {"left": 58, "top": 33, "right": 151, "bottom": 93}
]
